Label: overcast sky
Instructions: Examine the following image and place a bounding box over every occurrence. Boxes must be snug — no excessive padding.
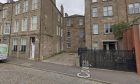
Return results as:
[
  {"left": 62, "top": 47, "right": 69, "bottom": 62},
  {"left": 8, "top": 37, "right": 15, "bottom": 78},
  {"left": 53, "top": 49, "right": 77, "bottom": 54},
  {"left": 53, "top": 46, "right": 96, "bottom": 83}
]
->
[{"left": 0, "top": 0, "right": 84, "bottom": 16}]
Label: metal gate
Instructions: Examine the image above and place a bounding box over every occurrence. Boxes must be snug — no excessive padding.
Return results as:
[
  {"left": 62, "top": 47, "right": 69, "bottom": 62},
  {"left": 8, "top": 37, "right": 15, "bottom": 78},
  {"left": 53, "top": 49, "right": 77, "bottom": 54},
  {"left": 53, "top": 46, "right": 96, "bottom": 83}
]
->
[{"left": 79, "top": 49, "right": 137, "bottom": 72}]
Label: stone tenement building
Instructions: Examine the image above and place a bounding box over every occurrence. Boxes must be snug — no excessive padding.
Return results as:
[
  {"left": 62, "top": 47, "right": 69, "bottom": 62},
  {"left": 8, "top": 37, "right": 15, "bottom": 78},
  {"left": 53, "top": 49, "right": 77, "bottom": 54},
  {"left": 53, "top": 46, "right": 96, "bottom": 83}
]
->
[
  {"left": 0, "top": 2, "right": 12, "bottom": 45},
  {"left": 64, "top": 14, "right": 85, "bottom": 52},
  {"left": 0, "top": 0, "right": 64, "bottom": 60},
  {"left": 85, "top": 0, "right": 140, "bottom": 50}
]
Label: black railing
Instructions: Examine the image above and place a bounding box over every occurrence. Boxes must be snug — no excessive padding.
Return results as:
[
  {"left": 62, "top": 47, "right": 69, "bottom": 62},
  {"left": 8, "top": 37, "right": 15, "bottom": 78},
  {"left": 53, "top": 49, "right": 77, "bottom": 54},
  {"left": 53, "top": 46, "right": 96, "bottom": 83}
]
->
[{"left": 79, "top": 49, "right": 137, "bottom": 72}]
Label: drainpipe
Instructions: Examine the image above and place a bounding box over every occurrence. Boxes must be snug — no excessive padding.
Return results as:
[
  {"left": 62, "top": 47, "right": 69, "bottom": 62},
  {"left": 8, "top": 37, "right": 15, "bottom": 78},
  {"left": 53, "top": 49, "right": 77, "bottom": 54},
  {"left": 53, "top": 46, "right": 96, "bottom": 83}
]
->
[
  {"left": 8, "top": 1, "right": 14, "bottom": 57},
  {"left": 39, "top": 0, "right": 42, "bottom": 61},
  {"left": 124, "top": 0, "right": 129, "bottom": 49},
  {"left": 124, "top": 0, "right": 129, "bottom": 22},
  {"left": 90, "top": 1, "right": 92, "bottom": 49}
]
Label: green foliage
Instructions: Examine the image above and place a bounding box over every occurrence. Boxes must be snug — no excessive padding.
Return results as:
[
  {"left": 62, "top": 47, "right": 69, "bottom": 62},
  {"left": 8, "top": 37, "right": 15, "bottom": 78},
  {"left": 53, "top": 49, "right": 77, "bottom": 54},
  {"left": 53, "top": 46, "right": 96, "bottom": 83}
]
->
[{"left": 111, "top": 22, "right": 130, "bottom": 40}]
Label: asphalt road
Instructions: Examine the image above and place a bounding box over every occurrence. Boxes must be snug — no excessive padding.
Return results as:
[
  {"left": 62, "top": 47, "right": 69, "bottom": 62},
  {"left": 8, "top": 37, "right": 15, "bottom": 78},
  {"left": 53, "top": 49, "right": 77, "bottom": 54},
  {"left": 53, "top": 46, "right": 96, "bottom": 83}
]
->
[{"left": 0, "top": 63, "right": 103, "bottom": 84}]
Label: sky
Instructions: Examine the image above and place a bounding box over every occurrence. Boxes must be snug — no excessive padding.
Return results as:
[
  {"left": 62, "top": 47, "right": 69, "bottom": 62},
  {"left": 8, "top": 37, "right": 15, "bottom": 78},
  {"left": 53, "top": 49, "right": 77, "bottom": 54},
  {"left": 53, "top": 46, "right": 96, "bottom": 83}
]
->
[{"left": 0, "top": 0, "right": 84, "bottom": 16}]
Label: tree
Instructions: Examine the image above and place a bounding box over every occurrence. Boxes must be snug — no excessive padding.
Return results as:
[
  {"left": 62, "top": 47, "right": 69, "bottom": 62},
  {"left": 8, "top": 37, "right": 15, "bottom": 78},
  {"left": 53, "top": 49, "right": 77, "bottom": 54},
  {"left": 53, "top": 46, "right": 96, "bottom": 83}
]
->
[{"left": 111, "top": 22, "right": 130, "bottom": 40}]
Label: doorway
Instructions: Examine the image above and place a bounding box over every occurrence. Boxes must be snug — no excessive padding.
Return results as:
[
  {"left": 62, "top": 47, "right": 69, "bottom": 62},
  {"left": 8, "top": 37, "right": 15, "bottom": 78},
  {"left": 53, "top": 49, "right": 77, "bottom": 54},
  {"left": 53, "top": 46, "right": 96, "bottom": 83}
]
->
[
  {"left": 103, "top": 42, "right": 117, "bottom": 50},
  {"left": 30, "top": 37, "right": 35, "bottom": 60}
]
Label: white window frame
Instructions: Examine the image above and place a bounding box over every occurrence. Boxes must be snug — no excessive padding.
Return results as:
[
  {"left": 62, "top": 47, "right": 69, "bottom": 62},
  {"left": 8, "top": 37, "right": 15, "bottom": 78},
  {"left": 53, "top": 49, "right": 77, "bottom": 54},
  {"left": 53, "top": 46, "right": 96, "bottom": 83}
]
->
[
  {"left": 103, "top": 6, "right": 113, "bottom": 16},
  {"left": 23, "top": 1, "right": 28, "bottom": 13},
  {"left": 13, "top": 39, "right": 18, "bottom": 51},
  {"left": 92, "top": 41, "right": 98, "bottom": 49},
  {"left": 61, "top": 29, "right": 63, "bottom": 37},
  {"left": 92, "top": 24, "right": 99, "bottom": 34},
  {"left": 31, "top": 16, "right": 37, "bottom": 31},
  {"left": 15, "top": 3, "right": 20, "bottom": 15},
  {"left": 67, "top": 19, "right": 72, "bottom": 26},
  {"left": 0, "top": 25, "right": 2, "bottom": 35},
  {"left": 103, "top": 0, "right": 107, "bottom": 1},
  {"left": 32, "top": 0, "right": 38, "bottom": 10},
  {"left": 67, "top": 42, "right": 71, "bottom": 48},
  {"left": 56, "top": 26, "right": 59, "bottom": 36},
  {"left": 58, "top": 14, "right": 60, "bottom": 22},
  {"left": 14, "top": 20, "right": 19, "bottom": 32},
  {"left": 59, "top": 27, "right": 61, "bottom": 36},
  {"left": 79, "top": 18, "right": 83, "bottom": 25},
  {"left": 92, "top": 7, "right": 98, "bottom": 17},
  {"left": 92, "top": 0, "right": 97, "bottom": 3},
  {"left": 4, "top": 23, "right": 10, "bottom": 34},
  {"left": 134, "top": 3, "right": 140, "bottom": 13},
  {"left": 128, "top": 4, "right": 134, "bottom": 14},
  {"left": 20, "top": 38, "right": 26, "bottom": 52},
  {"left": 104, "top": 23, "right": 112, "bottom": 34},
  {"left": 2, "top": 9, "right": 7, "bottom": 18},
  {"left": 22, "top": 17, "right": 27, "bottom": 31}
]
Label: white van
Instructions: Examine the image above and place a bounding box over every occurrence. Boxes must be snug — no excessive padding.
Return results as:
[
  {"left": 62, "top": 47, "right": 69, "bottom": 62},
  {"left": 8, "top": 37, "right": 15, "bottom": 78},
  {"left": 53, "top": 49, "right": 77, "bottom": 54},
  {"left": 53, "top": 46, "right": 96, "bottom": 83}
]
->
[{"left": 0, "top": 44, "right": 8, "bottom": 62}]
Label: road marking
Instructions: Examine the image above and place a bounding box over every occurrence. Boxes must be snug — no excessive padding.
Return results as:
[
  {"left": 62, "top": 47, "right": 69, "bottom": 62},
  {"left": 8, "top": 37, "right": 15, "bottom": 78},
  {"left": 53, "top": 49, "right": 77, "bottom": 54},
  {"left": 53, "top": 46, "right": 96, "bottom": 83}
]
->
[{"left": 77, "top": 67, "right": 91, "bottom": 78}]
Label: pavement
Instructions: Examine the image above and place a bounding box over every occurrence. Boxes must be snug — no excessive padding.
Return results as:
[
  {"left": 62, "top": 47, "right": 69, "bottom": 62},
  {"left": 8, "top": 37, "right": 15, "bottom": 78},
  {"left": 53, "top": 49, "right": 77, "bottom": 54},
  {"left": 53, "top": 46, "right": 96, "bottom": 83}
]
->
[
  {"left": 7, "top": 57, "right": 140, "bottom": 84},
  {"left": 0, "top": 64, "right": 100, "bottom": 84},
  {"left": 43, "top": 53, "right": 79, "bottom": 66}
]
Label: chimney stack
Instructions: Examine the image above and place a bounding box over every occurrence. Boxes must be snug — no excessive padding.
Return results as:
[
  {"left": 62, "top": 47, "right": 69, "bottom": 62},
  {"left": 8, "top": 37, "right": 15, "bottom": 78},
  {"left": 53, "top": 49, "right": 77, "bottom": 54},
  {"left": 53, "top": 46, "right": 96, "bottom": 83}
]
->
[
  {"left": 60, "top": 5, "right": 64, "bottom": 16},
  {"left": 7, "top": 0, "right": 13, "bottom": 3},
  {"left": 65, "top": 13, "right": 68, "bottom": 17}
]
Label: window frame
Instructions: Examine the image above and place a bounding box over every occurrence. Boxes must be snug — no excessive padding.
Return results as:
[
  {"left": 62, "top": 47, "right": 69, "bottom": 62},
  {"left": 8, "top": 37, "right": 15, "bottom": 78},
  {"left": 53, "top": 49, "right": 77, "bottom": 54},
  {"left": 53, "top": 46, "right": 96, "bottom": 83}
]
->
[
  {"left": 31, "top": 16, "right": 38, "bottom": 31},
  {"left": 103, "top": 6, "right": 113, "bottom": 16},
  {"left": 104, "top": 23, "right": 112, "bottom": 34},
  {"left": 92, "top": 24, "right": 99, "bottom": 34}
]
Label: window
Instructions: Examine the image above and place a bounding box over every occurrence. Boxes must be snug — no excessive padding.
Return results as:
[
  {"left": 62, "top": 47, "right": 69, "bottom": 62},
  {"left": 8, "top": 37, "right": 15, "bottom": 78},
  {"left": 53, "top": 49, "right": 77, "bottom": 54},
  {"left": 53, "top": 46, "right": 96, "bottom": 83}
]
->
[
  {"left": 92, "top": 0, "right": 97, "bottom": 3},
  {"left": 56, "top": 26, "right": 59, "bottom": 35},
  {"left": 128, "top": 4, "right": 134, "bottom": 14},
  {"left": 61, "top": 17, "right": 63, "bottom": 24},
  {"left": 92, "top": 8, "right": 98, "bottom": 17},
  {"left": 134, "top": 3, "right": 140, "bottom": 13},
  {"left": 59, "top": 27, "right": 61, "bottom": 36},
  {"left": 103, "top": 6, "right": 113, "bottom": 16},
  {"left": 4, "top": 23, "right": 10, "bottom": 34},
  {"left": 3, "top": 9, "right": 7, "bottom": 18},
  {"left": 32, "top": 0, "right": 38, "bottom": 10},
  {"left": 67, "top": 43, "right": 71, "bottom": 48},
  {"left": 67, "top": 31, "right": 71, "bottom": 37},
  {"left": 15, "top": 3, "right": 20, "bottom": 15},
  {"left": 58, "top": 14, "right": 60, "bottom": 22},
  {"left": 22, "top": 17, "right": 27, "bottom": 31},
  {"left": 13, "top": 39, "right": 17, "bottom": 52},
  {"left": 92, "top": 24, "right": 99, "bottom": 34},
  {"left": 20, "top": 38, "right": 26, "bottom": 52},
  {"left": 79, "top": 19, "right": 83, "bottom": 25},
  {"left": 67, "top": 19, "right": 72, "bottom": 26},
  {"left": 0, "top": 25, "right": 2, "bottom": 35},
  {"left": 14, "top": 20, "right": 19, "bottom": 32},
  {"left": 67, "top": 38, "right": 71, "bottom": 42},
  {"left": 61, "top": 29, "right": 63, "bottom": 37},
  {"left": 31, "top": 16, "right": 37, "bottom": 30},
  {"left": 104, "top": 23, "right": 112, "bottom": 34},
  {"left": 92, "top": 41, "right": 98, "bottom": 49},
  {"left": 23, "top": 1, "right": 28, "bottom": 12},
  {"left": 79, "top": 29, "right": 84, "bottom": 38}
]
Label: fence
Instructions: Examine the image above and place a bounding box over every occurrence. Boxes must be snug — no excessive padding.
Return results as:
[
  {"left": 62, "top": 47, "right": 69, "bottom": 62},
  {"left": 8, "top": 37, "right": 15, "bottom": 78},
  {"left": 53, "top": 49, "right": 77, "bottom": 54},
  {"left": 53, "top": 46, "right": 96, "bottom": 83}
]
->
[{"left": 79, "top": 49, "right": 137, "bottom": 72}]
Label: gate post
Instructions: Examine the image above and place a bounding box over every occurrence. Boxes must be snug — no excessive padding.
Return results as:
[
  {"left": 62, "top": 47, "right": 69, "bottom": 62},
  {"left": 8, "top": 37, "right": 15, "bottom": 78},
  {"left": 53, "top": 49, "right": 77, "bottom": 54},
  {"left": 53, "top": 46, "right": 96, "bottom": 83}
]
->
[{"left": 133, "top": 24, "right": 140, "bottom": 75}]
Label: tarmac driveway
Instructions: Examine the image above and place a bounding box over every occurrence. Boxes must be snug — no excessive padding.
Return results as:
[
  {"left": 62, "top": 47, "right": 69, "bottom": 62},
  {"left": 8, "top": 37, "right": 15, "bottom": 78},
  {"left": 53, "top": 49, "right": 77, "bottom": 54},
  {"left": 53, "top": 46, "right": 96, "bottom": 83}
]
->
[{"left": 42, "top": 53, "right": 79, "bottom": 66}]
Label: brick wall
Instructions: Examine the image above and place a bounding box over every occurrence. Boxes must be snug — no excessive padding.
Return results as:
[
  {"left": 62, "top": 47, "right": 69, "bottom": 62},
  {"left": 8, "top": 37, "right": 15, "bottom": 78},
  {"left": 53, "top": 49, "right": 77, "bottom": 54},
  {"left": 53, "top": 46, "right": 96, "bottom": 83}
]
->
[
  {"left": 133, "top": 24, "right": 140, "bottom": 75},
  {"left": 123, "top": 24, "right": 140, "bottom": 74}
]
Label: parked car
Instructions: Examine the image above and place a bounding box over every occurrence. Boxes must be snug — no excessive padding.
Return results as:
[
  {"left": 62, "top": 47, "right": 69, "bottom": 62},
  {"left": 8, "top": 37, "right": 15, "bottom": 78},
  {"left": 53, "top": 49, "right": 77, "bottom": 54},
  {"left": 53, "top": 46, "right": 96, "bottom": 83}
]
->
[{"left": 0, "top": 44, "right": 8, "bottom": 62}]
